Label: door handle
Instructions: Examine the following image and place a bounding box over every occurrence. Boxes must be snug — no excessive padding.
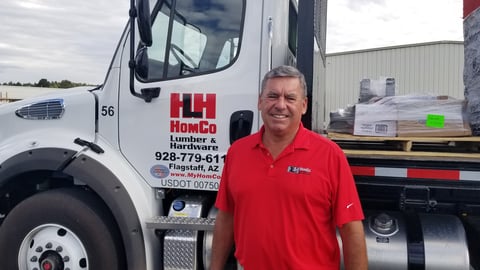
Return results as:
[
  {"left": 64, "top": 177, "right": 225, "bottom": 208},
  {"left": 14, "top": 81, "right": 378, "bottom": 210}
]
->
[{"left": 229, "top": 110, "right": 253, "bottom": 144}]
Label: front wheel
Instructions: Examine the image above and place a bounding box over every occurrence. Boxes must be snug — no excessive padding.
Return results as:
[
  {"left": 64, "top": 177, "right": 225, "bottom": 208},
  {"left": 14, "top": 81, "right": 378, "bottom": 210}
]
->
[{"left": 0, "top": 188, "right": 125, "bottom": 270}]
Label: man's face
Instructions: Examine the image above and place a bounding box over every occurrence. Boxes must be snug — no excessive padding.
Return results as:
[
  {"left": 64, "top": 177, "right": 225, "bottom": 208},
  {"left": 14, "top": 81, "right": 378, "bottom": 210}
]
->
[{"left": 258, "top": 77, "right": 307, "bottom": 137}]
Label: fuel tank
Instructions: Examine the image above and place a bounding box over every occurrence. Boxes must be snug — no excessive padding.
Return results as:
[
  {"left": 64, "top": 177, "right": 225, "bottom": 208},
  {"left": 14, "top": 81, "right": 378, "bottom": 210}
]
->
[{"left": 339, "top": 211, "right": 470, "bottom": 270}]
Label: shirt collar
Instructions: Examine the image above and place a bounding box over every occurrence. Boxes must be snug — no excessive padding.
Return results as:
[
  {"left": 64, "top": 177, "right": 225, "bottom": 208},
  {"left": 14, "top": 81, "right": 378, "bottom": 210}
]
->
[{"left": 252, "top": 123, "right": 311, "bottom": 150}]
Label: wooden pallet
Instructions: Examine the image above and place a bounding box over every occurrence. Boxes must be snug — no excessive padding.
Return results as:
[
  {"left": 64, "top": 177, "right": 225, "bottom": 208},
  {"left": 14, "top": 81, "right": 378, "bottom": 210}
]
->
[{"left": 326, "top": 132, "right": 480, "bottom": 160}]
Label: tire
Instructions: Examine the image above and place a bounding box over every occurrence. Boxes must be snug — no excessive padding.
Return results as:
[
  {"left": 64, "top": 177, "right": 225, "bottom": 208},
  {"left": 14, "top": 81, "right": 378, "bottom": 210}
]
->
[{"left": 0, "top": 188, "right": 126, "bottom": 270}]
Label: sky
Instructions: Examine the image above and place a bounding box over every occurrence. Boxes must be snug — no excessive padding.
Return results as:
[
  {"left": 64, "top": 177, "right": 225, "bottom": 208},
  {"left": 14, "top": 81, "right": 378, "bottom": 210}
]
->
[{"left": 0, "top": 0, "right": 464, "bottom": 85}]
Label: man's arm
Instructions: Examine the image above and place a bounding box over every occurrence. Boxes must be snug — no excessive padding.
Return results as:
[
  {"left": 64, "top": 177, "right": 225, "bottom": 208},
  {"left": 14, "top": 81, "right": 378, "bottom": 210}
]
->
[
  {"left": 210, "top": 209, "right": 235, "bottom": 270},
  {"left": 339, "top": 220, "right": 368, "bottom": 270}
]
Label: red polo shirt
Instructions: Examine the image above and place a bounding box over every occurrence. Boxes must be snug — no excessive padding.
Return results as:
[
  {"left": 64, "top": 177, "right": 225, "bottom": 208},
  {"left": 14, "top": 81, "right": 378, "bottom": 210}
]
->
[{"left": 215, "top": 124, "right": 364, "bottom": 269}]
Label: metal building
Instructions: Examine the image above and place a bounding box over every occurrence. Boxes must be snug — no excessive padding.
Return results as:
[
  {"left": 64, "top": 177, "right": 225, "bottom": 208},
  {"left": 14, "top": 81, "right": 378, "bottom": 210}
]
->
[{"left": 324, "top": 40, "right": 464, "bottom": 126}]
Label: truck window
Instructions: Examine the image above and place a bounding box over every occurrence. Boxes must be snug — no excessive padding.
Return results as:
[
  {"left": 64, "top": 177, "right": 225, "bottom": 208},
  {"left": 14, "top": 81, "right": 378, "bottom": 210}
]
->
[
  {"left": 143, "top": 0, "right": 244, "bottom": 81},
  {"left": 216, "top": 37, "right": 239, "bottom": 68}
]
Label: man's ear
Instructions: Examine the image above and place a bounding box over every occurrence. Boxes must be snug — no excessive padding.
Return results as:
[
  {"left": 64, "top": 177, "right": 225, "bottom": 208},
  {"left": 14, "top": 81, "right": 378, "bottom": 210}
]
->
[{"left": 302, "top": 98, "right": 308, "bottom": 114}]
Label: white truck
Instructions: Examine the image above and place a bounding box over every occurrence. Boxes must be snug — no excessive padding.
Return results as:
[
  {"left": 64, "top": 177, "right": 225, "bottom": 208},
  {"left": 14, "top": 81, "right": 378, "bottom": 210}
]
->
[{"left": 0, "top": 0, "right": 476, "bottom": 269}]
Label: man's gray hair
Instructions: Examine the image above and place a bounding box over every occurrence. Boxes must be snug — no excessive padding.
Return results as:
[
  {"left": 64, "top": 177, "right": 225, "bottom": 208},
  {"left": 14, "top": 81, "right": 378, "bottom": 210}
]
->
[{"left": 260, "top": 65, "right": 307, "bottom": 97}]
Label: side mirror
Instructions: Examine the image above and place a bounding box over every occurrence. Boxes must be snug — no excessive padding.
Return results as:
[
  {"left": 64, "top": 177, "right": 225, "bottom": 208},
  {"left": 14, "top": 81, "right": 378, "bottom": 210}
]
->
[
  {"left": 136, "top": 0, "right": 152, "bottom": 46},
  {"left": 129, "top": 0, "right": 159, "bottom": 102}
]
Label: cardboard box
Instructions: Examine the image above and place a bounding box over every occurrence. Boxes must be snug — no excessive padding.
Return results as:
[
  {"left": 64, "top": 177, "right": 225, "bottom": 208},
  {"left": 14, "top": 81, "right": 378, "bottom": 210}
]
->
[
  {"left": 354, "top": 120, "right": 397, "bottom": 137},
  {"left": 396, "top": 97, "right": 471, "bottom": 137},
  {"left": 359, "top": 78, "right": 395, "bottom": 103},
  {"left": 353, "top": 96, "right": 472, "bottom": 137},
  {"left": 354, "top": 103, "right": 397, "bottom": 136},
  {"left": 397, "top": 120, "right": 471, "bottom": 137}
]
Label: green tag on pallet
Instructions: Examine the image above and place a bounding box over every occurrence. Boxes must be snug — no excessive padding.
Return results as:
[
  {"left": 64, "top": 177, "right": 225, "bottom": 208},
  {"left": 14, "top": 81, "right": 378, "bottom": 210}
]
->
[{"left": 425, "top": 114, "right": 445, "bottom": 128}]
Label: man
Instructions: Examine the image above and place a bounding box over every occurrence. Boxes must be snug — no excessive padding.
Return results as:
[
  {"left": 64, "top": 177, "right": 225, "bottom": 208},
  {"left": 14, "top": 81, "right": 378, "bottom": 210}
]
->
[{"left": 211, "top": 65, "right": 368, "bottom": 269}]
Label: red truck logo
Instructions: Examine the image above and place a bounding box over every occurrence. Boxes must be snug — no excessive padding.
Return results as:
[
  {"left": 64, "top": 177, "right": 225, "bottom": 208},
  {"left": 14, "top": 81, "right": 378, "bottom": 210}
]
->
[{"left": 170, "top": 93, "right": 217, "bottom": 134}]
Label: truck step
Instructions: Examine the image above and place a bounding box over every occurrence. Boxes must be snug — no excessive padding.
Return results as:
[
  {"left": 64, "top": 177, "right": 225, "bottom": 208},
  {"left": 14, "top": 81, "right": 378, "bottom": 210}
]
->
[{"left": 146, "top": 216, "right": 216, "bottom": 231}]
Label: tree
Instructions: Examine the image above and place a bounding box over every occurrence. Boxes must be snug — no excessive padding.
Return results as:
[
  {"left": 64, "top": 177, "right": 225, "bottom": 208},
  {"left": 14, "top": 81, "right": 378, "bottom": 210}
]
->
[
  {"left": 37, "top": 78, "right": 50, "bottom": 88},
  {"left": 59, "top": 80, "right": 74, "bottom": 88},
  {"left": 2, "top": 79, "right": 92, "bottom": 88}
]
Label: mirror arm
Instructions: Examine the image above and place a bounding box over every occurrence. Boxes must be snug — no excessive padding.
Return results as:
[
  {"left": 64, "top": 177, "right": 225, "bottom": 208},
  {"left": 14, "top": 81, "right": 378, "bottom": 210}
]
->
[
  {"left": 128, "top": 0, "right": 159, "bottom": 103},
  {"left": 128, "top": 0, "right": 156, "bottom": 102}
]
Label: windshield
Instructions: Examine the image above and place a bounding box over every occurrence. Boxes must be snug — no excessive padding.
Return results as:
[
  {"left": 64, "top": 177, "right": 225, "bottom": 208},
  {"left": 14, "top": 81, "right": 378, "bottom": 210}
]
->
[{"left": 141, "top": 0, "right": 244, "bottom": 81}]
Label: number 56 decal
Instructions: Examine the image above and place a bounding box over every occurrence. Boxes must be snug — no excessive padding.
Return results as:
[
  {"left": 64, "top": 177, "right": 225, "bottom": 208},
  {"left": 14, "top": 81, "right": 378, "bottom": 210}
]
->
[{"left": 101, "top": 106, "right": 115, "bottom": 116}]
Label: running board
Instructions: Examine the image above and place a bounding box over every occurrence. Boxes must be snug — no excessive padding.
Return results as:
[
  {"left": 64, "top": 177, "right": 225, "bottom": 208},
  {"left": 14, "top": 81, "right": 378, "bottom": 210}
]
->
[{"left": 146, "top": 216, "right": 216, "bottom": 231}]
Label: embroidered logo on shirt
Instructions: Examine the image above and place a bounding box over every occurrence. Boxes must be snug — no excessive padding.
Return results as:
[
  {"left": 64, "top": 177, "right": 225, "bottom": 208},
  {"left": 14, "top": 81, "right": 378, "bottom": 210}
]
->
[{"left": 287, "top": 166, "right": 311, "bottom": 175}]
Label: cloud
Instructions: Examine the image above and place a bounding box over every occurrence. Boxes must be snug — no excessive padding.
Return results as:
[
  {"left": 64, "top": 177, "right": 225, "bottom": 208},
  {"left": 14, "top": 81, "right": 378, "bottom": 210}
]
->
[
  {"left": 327, "top": 0, "right": 463, "bottom": 53},
  {"left": 345, "top": 0, "right": 387, "bottom": 10},
  {"left": 0, "top": 0, "right": 128, "bottom": 84},
  {"left": 0, "top": 0, "right": 464, "bottom": 84}
]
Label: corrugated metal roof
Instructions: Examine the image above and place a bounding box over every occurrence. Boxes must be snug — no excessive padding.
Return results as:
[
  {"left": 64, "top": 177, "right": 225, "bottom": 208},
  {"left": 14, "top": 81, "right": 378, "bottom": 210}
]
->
[{"left": 327, "top": 40, "right": 464, "bottom": 56}]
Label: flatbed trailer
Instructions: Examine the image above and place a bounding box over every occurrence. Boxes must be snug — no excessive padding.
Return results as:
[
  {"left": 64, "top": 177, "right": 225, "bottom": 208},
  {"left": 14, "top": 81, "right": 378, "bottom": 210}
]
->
[
  {"left": 328, "top": 132, "right": 480, "bottom": 159},
  {"left": 328, "top": 132, "right": 480, "bottom": 269}
]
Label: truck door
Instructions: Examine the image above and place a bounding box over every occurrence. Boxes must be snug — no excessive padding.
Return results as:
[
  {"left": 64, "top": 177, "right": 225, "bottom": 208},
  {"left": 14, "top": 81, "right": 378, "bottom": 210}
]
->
[{"left": 118, "top": 0, "right": 262, "bottom": 191}]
